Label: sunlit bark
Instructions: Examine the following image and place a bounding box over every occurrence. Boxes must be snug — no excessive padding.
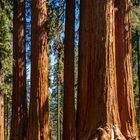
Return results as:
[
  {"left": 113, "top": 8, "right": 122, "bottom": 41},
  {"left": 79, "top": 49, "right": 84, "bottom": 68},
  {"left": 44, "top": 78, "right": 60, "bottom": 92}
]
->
[
  {"left": 27, "top": 0, "right": 50, "bottom": 139},
  {"left": 77, "top": 0, "right": 123, "bottom": 139},
  {"left": 115, "top": 0, "right": 138, "bottom": 139},
  {"left": 0, "top": 93, "right": 4, "bottom": 140}
]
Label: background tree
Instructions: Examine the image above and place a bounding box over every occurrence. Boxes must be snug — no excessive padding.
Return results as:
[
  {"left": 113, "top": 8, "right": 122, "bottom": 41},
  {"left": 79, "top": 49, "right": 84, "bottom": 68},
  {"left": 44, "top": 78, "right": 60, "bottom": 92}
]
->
[
  {"left": 131, "top": 1, "right": 140, "bottom": 137},
  {"left": 0, "top": 1, "right": 12, "bottom": 140},
  {"left": 0, "top": 68, "right": 4, "bottom": 140},
  {"left": 47, "top": 1, "right": 65, "bottom": 139}
]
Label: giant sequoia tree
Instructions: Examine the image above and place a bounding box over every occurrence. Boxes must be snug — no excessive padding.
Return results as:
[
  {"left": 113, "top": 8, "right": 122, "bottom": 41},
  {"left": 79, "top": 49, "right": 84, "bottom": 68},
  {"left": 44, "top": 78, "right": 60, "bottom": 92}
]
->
[
  {"left": 115, "top": 0, "right": 138, "bottom": 139},
  {"left": 63, "top": 0, "right": 76, "bottom": 140},
  {"left": 7, "top": 0, "right": 139, "bottom": 139},
  {"left": 27, "top": 0, "right": 50, "bottom": 139},
  {"left": 77, "top": 0, "right": 125, "bottom": 139},
  {"left": 11, "top": 0, "right": 27, "bottom": 139}
]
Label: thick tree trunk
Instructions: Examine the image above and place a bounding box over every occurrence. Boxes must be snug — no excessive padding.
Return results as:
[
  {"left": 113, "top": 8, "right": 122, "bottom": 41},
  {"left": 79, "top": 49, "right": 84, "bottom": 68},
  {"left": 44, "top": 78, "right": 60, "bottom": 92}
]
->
[
  {"left": 115, "top": 0, "right": 138, "bottom": 139},
  {"left": 11, "top": 0, "right": 27, "bottom": 140},
  {"left": 63, "top": 0, "right": 76, "bottom": 139},
  {"left": 77, "top": 0, "right": 123, "bottom": 139},
  {"left": 27, "top": 0, "right": 50, "bottom": 139}
]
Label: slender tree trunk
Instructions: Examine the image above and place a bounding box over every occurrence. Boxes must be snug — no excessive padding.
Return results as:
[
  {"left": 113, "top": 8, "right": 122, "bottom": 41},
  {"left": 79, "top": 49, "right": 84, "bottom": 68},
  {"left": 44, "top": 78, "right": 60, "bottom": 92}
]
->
[
  {"left": 63, "top": 0, "right": 76, "bottom": 140},
  {"left": 6, "top": 96, "right": 9, "bottom": 140},
  {"left": 57, "top": 88, "right": 60, "bottom": 140},
  {"left": 60, "top": 116, "right": 62, "bottom": 140},
  {"left": 27, "top": 0, "right": 50, "bottom": 139},
  {"left": 4, "top": 95, "right": 9, "bottom": 140},
  {"left": 0, "top": 65, "right": 4, "bottom": 140},
  {"left": 77, "top": 0, "right": 125, "bottom": 139},
  {"left": 115, "top": 0, "right": 138, "bottom": 139},
  {"left": 11, "top": 0, "right": 27, "bottom": 140},
  {"left": 4, "top": 95, "right": 5, "bottom": 140},
  {"left": 57, "top": 56, "right": 61, "bottom": 140},
  {"left": 0, "top": 93, "right": 4, "bottom": 140}
]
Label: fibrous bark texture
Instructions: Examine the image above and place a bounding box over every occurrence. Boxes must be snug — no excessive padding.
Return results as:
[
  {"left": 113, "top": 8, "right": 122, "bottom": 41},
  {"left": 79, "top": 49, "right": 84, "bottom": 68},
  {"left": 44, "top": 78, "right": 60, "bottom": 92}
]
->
[
  {"left": 27, "top": 0, "right": 50, "bottom": 139},
  {"left": 11, "top": 0, "right": 27, "bottom": 139},
  {"left": 115, "top": 0, "right": 138, "bottom": 139},
  {"left": 77, "top": 0, "right": 122, "bottom": 139},
  {"left": 63, "top": 0, "right": 76, "bottom": 139}
]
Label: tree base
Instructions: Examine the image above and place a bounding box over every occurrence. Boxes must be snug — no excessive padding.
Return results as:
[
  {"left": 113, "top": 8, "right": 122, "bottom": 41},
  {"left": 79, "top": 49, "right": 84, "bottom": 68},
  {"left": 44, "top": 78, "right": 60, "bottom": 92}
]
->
[{"left": 90, "top": 125, "right": 137, "bottom": 140}]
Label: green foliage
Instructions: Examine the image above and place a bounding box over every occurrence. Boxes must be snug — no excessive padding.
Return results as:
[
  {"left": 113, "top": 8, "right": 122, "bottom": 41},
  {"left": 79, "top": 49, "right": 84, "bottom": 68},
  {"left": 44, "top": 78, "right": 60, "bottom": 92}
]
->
[
  {"left": 0, "top": 1, "right": 12, "bottom": 139},
  {"left": 47, "top": 1, "right": 64, "bottom": 55},
  {"left": 132, "top": 5, "right": 140, "bottom": 31},
  {"left": 0, "top": 0, "right": 12, "bottom": 93},
  {"left": 47, "top": 1, "right": 65, "bottom": 139}
]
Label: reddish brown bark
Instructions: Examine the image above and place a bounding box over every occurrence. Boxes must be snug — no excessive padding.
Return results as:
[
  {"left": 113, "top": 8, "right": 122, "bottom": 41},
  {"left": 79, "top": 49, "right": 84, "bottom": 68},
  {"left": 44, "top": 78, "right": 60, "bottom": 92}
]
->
[
  {"left": 5, "top": 96, "right": 9, "bottom": 140},
  {"left": 0, "top": 65, "right": 4, "bottom": 140},
  {"left": 11, "top": 0, "right": 27, "bottom": 139},
  {"left": 115, "top": 0, "right": 138, "bottom": 139},
  {"left": 27, "top": 0, "right": 50, "bottom": 139},
  {"left": 0, "top": 93, "right": 4, "bottom": 140},
  {"left": 63, "top": 0, "right": 76, "bottom": 139},
  {"left": 77, "top": 0, "right": 123, "bottom": 139}
]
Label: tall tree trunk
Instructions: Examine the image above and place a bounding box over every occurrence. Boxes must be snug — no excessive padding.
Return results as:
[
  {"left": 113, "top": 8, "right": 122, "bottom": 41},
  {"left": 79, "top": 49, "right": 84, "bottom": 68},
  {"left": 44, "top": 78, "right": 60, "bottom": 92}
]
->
[
  {"left": 77, "top": 0, "right": 124, "bottom": 139},
  {"left": 0, "top": 64, "right": 4, "bottom": 140},
  {"left": 63, "top": 0, "right": 76, "bottom": 139},
  {"left": 57, "top": 56, "right": 61, "bottom": 140},
  {"left": 115, "top": 0, "right": 138, "bottom": 139},
  {"left": 57, "top": 83, "right": 60, "bottom": 140},
  {"left": 5, "top": 95, "right": 9, "bottom": 140},
  {"left": 11, "top": 0, "right": 27, "bottom": 139},
  {"left": 0, "top": 93, "right": 4, "bottom": 140},
  {"left": 27, "top": 0, "right": 50, "bottom": 139}
]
